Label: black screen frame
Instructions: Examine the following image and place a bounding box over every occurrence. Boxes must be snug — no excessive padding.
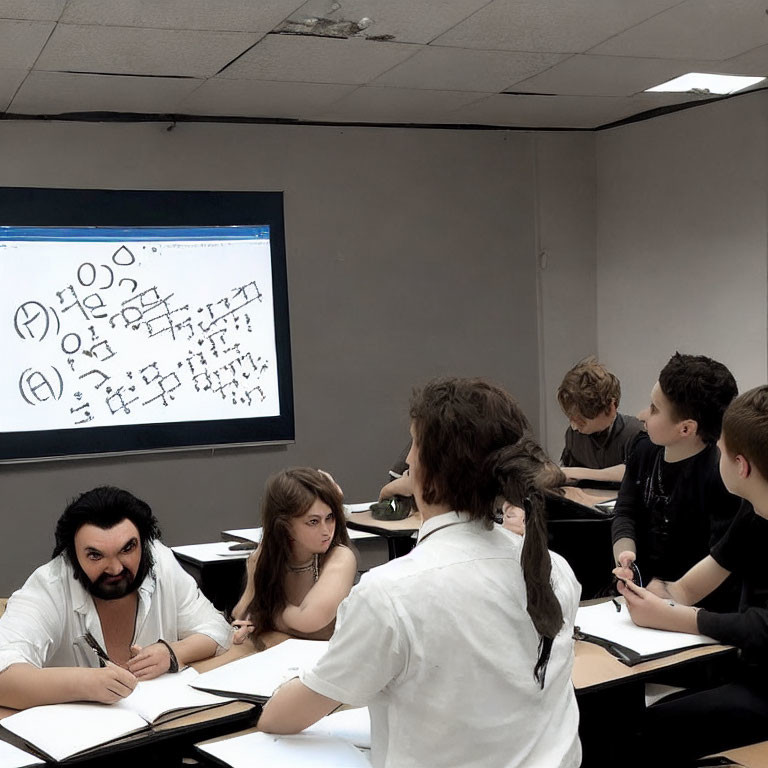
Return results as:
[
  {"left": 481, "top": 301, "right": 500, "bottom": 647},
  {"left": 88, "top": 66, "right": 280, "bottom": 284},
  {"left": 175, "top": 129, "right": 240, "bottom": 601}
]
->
[{"left": 0, "top": 187, "right": 294, "bottom": 462}]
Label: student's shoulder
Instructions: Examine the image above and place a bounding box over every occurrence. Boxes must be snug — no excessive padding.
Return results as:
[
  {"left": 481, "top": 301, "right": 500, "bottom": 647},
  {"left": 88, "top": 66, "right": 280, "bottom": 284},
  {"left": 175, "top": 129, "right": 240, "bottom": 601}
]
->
[
  {"left": 150, "top": 540, "right": 189, "bottom": 575},
  {"left": 616, "top": 413, "right": 644, "bottom": 437},
  {"left": 27, "top": 554, "right": 72, "bottom": 588},
  {"left": 323, "top": 544, "right": 357, "bottom": 570},
  {"left": 712, "top": 499, "right": 765, "bottom": 562},
  {"left": 625, "top": 430, "right": 655, "bottom": 461},
  {"left": 5, "top": 556, "right": 73, "bottom": 617}
]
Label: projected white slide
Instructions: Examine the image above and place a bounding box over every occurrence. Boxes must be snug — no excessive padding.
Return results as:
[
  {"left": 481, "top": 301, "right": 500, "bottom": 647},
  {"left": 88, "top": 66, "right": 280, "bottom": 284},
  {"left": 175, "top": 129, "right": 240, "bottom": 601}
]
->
[{"left": 1, "top": 226, "right": 280, "bottom": 433}]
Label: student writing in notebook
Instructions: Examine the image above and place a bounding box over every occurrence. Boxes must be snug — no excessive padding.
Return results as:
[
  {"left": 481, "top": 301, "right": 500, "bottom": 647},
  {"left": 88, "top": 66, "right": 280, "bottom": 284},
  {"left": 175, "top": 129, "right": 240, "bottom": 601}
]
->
[
  {"left": 557, "top": 357, "right": 644, "bottom": 484},
  {"left": 615, "top": 386, "right": 768, "bottom": 760},
  {"left": 257, "top": 378, "right": 582, "bottom": 768},
  {"left": 0, "top": 486, "right": 232, "bottom": 709},
  {"left": 613, "top": 353, "right": 741, "bottom": 610},
  {"left": 230, "top": 468, "right": 357, "bottom": 646}
]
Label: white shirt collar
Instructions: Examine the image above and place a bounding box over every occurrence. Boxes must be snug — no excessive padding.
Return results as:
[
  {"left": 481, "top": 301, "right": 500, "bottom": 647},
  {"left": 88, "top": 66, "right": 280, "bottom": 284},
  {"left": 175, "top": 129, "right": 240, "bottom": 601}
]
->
[{"left": 416, "top": 510, "right": 471, "bottom": 543}]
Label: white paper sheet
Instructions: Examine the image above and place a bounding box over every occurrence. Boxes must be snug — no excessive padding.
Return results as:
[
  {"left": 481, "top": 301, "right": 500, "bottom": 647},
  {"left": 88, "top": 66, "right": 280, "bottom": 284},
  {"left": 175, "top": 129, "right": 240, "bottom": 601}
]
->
[
  {"left": 344, "top": 502, "right": 379, "bottom": 514},
  {"left": 172, "top": 542, "right": 250, "bottom": 562},
  {"left": 305, "top": 708, "right": 371, "bottom": 748},
  {"left": 576, "top": 600, "right": 716, "bottom": 658},
  {"left": 114, "top": 667, "right": 232, "bottom": 722},
  {"left": 192, "top": 639, "right": 329, "bottom": 700},
  {"left": 197, "top": 731, "right": 371, "bottom": 767},
  {"left": 223, "top": 526, "right": 375, "bottom": 542}
]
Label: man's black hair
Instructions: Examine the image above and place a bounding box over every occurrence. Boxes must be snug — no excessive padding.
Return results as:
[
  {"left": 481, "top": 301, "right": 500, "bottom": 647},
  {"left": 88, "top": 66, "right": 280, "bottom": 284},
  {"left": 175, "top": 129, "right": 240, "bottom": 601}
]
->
[
  {"left": 658, "top": 352, "right": 738, "bottom": 444},
  {"left": 53, "top": 486, "right": 162, "bottom": 592}
]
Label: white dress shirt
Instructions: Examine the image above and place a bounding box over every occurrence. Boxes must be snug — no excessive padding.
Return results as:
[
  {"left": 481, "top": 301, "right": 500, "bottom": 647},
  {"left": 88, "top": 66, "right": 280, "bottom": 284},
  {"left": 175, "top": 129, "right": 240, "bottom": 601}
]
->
[
  {"left": 0, "top": 541, "right": 232, "bottom": 671},
  {"left": 302, "top": 512, "right": 581, "bottom": 768}
]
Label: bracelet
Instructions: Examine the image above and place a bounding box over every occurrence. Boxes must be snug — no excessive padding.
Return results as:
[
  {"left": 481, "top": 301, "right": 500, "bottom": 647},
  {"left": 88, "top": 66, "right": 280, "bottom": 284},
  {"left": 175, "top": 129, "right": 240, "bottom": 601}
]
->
[{"left": 157, "top": 638, "right": 179, "bottom": 673}]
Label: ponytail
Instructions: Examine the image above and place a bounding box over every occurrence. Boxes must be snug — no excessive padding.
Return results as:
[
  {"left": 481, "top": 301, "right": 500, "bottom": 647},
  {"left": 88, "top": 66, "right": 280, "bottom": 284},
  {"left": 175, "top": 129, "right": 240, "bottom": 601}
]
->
[{"left": 491, "top": 439, "right": 564, "bottom": 688}]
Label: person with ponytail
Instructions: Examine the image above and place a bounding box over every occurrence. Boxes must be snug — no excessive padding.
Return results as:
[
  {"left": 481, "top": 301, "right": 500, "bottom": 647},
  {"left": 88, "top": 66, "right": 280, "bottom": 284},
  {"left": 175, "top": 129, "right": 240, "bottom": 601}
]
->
[
  {"left": 256, "top": 378, "right": 581, "bottom": 768},
  {"left": 230, "top": 468, "right": 357, "bottom": 645}
]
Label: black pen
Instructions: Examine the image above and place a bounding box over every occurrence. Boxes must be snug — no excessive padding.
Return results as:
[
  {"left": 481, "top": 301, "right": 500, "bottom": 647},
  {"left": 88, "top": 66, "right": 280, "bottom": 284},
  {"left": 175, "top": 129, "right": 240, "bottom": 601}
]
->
[{"left": 82, "top": 632, "right": 112, "bottom": 667}]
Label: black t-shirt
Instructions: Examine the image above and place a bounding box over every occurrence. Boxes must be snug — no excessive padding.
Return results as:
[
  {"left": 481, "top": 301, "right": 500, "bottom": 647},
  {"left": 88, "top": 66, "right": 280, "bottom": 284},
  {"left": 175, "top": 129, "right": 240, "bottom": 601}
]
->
[
  {"left": 699, "top": 500, "right": 768, "bottom": 664},
  {"left": 611, "top": 434, "right": 741, "bottom": 609},
  {"left": 560, "top": 413, "right": 644, "bottom": 470}
]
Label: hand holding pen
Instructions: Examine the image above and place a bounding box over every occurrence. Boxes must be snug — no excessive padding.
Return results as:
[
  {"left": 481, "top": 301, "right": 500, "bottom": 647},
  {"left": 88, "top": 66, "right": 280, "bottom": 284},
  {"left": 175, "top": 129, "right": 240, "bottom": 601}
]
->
[
  {"left": 79, "top": 633, "right": 137, "bottom": 703},
  {"left": 614, "top": 551, "right": 642, "bottom": 586}
]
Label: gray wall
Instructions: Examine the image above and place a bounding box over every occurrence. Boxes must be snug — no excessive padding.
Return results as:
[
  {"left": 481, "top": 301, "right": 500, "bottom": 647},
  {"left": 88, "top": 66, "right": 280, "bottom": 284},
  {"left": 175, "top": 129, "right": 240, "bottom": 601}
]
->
[
  {"left": 0, "top": 121, "right": 553, "bottom": 593},
  {"left": 534, "top": 132, "right": 598, "bottom": 462},
  {"left": 596, "top": 92, "right": 768, "bottom": 413}
]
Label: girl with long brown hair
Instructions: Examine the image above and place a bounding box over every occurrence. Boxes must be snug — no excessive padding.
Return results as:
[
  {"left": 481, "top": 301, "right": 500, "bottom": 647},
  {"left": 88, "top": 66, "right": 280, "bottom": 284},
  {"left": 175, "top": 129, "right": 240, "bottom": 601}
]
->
[{"left": 231, "top": 468, "right": 357, "bottom": 644}]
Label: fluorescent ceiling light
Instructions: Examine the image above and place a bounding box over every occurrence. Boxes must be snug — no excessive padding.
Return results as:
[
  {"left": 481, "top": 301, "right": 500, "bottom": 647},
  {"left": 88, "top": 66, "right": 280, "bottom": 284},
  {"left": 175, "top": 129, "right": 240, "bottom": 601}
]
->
[{"left": 646, "top": 72, "right": 765, "bottom": 95}]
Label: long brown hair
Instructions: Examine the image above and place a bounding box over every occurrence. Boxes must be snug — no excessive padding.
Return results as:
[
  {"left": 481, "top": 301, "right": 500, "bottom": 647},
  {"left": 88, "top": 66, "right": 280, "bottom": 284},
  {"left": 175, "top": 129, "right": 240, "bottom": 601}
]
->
[
  {"left": 410, "top": 377, "right": 565, "bottom": 687},
  {"left": 245, "top": 468, "right": 351, "bottom": 638}
]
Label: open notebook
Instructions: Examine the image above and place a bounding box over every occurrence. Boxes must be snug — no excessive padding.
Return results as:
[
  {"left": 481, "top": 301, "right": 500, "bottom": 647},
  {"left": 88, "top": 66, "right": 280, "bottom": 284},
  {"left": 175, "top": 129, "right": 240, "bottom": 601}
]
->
[
  {"left": 192, "top": 639, "right": 329, "bottom": 703},
  {"left": 1, "top": 668, "right": 236, "bottom": 762},
  {"left": 575, "top": 600, "right": 718, "bottom": 665}
]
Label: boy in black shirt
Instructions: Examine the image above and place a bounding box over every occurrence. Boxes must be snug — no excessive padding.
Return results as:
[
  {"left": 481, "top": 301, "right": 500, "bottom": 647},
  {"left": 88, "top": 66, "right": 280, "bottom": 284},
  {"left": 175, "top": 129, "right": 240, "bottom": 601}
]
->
[
  {"left": 557, "top": 358, "right": 644, "bottom": 484},
  {"left": 613, "top": 353, "right": 740, "bottom": 606},
  {"left": 616, "top": 385, "right": 768, "bottom": 759}
]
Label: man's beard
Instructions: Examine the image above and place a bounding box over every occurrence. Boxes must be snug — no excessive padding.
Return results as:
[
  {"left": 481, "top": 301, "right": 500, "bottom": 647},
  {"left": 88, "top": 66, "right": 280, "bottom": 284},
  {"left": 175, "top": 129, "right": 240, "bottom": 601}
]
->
[{"left": 74, "top": 545, "right": 154, "bottom": 601}]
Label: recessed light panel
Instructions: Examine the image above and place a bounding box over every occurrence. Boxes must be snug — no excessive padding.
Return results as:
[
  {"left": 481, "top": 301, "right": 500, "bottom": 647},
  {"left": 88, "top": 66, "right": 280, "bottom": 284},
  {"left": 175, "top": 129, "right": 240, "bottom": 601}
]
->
[{"left": 646, "top": 72, "right": 765, "bottom": 95}]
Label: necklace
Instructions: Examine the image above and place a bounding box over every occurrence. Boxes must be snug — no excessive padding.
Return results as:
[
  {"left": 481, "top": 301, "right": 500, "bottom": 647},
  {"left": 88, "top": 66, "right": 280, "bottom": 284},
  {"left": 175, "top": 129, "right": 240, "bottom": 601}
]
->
[
  {"left": 644, "top": 449, "right": 672, "bottom": 507},
  {"left": 287, "top": 553, "right": 319, "bottom": 582}
]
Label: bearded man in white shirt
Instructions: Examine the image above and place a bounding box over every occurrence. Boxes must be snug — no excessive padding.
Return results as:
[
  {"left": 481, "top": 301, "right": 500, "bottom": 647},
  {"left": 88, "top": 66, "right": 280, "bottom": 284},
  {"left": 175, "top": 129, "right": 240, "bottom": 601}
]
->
[{"left": 0, "top": 485, "right": 232, "bottom": 709}]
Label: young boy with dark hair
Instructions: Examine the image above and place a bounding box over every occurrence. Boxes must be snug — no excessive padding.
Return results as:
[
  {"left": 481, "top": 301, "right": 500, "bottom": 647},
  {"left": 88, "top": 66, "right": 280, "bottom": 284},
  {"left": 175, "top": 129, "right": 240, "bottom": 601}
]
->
[
  {"left": 613, "top": 353, "right": 740, "bottom": 609},
  {"left": 557, "top": 358, "right": 644, "bottom": 483},
  {"left": 616, "top": 385, "right": 768, "bottom": 760}
]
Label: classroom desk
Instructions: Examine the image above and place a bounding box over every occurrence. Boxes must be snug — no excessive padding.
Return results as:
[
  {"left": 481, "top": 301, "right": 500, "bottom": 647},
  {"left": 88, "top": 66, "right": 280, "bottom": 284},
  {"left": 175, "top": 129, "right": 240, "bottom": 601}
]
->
[
  {"left": 345, "top": 488, "right": 615, "bottom": 569},
  {"left": 172, "top": 543, "right": 250, "bottom": 615},
  {"left": 574, "top": 638, "right": 737, "bottom": 767},
  {"left": 173, "top": 528, "right": 383, "bottom": 614},
  {"left": 344, "top": 507, "right": 422, "bottom": 559},
  {"left": 0, "top": 628, "right": 737, "bottom": 768},
  {"left": 704, "top": 740, "right": 768, "bottom": 767},
  {"left": 0, "top": 647, "right": 263, "bottom": 768}
]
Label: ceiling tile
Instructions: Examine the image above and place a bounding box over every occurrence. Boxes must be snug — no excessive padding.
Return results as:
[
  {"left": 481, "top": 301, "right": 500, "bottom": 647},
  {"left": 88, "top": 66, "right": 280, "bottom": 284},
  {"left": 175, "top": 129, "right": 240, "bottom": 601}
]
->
[
  {"left": 510, "top": 54, "right": 712, "bottom": 97},
  {"left": 590, "top": 0, "right": 768, "bottom": 61},
  {"left": 0, "top": 19, "right": 54, "bottom": 69},
  {"left": 0, "top": 0, "right": 65, "bottom": 21},
  {"left": 60, "top": 0, "right": 306, "bottom": 33},
  {"left": 220, "top": 34, "right": 418, "bottom": 85},
  {"left": 285, "top": 0, "right": 489, "bottom": 44},
  {"left": 9, "top": 71, "right": 202, "bottom": 114},
  {"left": 308, "top": 85, "right": 485, "bottom": 123},
  {"left": 0, "top": 68, "right": 28, "bottom": 110},
  {"left": 371, "top": 46, "right": 567, "bottom": 93},
  {"left": 719, "top": 44, "right": 768, "bottom": 76},
  {"left": 178, "top": 78, "right": 357, "bottom": 118},
  {"left": 433, "top": 0, "right": 683, "bottom": 54},
  {"left": 35, "top": 24, "right": 261, "bottom": 78},
  {"left": 446, "top": 92, "right": 703, "bottom": 129}
]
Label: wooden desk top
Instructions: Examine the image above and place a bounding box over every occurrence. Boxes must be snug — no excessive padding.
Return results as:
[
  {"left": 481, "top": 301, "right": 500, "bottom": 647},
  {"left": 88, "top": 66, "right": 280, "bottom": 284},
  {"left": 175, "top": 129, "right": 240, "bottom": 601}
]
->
[
  {"left": 573, "top": 639, "right": 734, "bottom": 692},
  {"left": 345, "top": 509, "right": 422, "bottom": 536},
  {"left": 709, "top": 740, "right": 768, "bottom": 767},
  {"left": 345, "top": 487, "right": 611, "bottom": 536}
]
